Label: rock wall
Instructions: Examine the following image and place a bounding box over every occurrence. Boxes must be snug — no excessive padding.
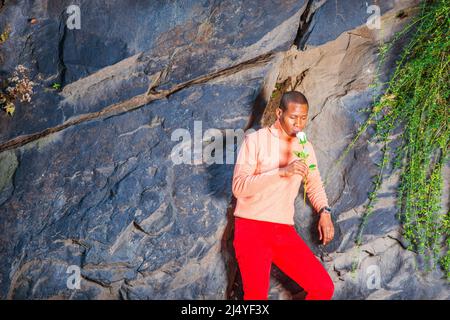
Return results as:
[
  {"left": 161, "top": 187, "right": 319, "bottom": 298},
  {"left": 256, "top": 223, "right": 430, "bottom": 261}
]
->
[{"left": 0, "top": 0, "right": 448, "bottom": 299}]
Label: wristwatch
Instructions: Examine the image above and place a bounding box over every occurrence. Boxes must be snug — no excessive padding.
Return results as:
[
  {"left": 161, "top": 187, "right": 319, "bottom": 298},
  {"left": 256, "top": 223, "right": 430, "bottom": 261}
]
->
[{"left": 318, "top": 206, "right": 332, "bottom": 215}]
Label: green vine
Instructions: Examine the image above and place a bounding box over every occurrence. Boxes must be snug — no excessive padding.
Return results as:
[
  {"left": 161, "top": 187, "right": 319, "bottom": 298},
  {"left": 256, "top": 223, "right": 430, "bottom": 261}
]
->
[{"left": 328, "top": 0, "right": 449, "bottom": 278}]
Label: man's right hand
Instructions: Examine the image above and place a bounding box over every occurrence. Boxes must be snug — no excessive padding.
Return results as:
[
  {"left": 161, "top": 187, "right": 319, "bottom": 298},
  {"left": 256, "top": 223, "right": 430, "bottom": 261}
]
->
[{"left": 279, "top": 160, "right": 309, "bottom": 178}]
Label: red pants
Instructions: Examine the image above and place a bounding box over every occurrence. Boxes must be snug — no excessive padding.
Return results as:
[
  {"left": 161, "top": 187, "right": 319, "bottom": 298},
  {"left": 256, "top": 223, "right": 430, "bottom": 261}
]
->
[{"left": 233, "top": 216, "right": 334, "bottom": 300}]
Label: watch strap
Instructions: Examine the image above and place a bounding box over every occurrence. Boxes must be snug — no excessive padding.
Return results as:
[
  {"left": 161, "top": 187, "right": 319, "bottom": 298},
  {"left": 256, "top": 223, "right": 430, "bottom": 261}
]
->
[{"left": 318, "top": 206, "right": 332, "bottom": 215}]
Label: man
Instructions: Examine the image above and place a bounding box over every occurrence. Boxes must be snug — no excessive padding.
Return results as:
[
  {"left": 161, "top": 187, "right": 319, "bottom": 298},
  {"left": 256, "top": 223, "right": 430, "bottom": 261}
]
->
[{"left": 232, "top": 91, "right": 335, "bottom": 300}]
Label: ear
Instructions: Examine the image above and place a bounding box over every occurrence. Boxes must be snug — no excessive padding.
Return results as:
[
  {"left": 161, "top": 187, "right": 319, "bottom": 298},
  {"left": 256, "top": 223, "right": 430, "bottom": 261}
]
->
[{"left": 275, "top": 107, "right": 282, "bottom": 119}]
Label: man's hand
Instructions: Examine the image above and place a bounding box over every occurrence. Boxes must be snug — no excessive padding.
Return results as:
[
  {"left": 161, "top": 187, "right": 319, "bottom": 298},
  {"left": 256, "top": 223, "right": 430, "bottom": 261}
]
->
[
  {"left": 318, "top": 212, "right": 334, "bottom": 245},
  {"left": 279, "top": 160, "right": 308, "bottom": 178}
]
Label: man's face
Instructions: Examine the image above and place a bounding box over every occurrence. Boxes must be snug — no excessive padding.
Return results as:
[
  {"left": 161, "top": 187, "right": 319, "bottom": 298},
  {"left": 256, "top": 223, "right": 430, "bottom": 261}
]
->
[{"left": 276, "top": 102, "right": 309, "bottom": 137}]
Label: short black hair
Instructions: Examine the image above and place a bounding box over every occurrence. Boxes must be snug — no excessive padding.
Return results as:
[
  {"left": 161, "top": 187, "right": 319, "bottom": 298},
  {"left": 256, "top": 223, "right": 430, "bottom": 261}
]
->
[{"left": 279, "top": 91, "right": 309, "bottom": 111}]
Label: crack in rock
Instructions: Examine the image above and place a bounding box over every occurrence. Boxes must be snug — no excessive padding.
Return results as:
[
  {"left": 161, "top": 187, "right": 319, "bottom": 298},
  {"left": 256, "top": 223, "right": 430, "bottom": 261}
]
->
[{"left": 0, "top": 52, "right": 275, "bottom": 153}]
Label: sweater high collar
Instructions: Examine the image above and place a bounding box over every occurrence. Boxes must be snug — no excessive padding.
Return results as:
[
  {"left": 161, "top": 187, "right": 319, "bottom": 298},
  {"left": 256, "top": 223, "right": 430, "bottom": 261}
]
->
[{"left": 270, "top": 118, "right": 296, "bottom": 142}]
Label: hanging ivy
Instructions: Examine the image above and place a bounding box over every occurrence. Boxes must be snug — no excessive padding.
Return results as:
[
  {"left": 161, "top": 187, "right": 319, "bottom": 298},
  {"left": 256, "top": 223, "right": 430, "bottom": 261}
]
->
[{"left": 334, "top": 0, "right": 449, "bottom": 278}]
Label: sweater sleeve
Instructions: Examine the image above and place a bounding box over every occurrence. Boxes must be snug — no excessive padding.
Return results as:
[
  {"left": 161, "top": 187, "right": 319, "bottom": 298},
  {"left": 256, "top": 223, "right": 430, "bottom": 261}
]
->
[
  {"left": 305, "top": 142, "right": 329, "bottom": 213},
  {"left": 232, "top": 134, "right": 281, "bottom": 198}
]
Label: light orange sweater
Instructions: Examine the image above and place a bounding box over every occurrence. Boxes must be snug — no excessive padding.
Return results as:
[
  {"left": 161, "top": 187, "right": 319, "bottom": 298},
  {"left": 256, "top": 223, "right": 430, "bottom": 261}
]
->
[{"left": 232, "top": 119, "right": 329, "bottom": 225}]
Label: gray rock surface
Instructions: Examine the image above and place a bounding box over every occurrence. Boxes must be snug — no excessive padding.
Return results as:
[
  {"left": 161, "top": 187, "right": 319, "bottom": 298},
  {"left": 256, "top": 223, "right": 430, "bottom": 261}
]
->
[{"left": 0, "top": 0, "right": 448, "bottom": 299}]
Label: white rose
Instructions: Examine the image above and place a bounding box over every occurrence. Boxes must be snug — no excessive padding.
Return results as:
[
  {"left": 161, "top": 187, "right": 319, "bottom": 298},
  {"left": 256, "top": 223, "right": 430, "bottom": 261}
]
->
[{"left": 296, "top": 131, "right": 307, "bottom": 144}]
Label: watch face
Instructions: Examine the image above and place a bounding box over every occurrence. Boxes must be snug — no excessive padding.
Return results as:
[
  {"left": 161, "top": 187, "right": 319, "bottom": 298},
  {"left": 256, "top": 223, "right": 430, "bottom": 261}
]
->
[{"left": 319, "top": 207, "right": 332, "bottom": 215}]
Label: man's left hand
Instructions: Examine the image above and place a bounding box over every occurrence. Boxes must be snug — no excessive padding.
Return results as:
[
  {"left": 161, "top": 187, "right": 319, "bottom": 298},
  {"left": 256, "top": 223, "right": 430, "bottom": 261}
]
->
[{"left": 318, "top": 212, "right": 334, "bottom": 245}]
